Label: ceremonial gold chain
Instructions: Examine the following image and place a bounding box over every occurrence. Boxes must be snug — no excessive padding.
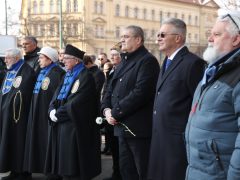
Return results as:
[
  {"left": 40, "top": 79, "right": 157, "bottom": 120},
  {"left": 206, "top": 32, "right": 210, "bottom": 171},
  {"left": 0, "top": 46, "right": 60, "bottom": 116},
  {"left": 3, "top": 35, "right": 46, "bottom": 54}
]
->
[{"left": 13, "top": 90, "right": 22, "bottom": 123}]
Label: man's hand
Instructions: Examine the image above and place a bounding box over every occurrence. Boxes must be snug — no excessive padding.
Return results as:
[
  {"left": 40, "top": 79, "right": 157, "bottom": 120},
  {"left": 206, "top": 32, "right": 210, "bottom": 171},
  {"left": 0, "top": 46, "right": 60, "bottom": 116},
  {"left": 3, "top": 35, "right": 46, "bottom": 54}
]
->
[{"left": 104, "top": 108, "right": 118, "bottom": 125}]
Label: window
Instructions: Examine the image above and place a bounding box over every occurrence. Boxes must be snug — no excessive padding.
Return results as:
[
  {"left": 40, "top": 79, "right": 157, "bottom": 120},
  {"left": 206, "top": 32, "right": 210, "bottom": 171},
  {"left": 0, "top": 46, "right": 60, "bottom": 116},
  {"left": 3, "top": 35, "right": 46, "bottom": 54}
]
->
[
  {"left": 174, "top": 12, "right": 178, "bottom": 18},
  {"left": 151, "top": 9, "right": 155, "bottom": 21},
  {"left": 94, "top": 1, "right": 98, "bottom": 13},
  {"left": 125, "top": 6, "right": 129, "bottom": 17},
  {"left": 194, "top": 34, "right": 198, "bottom": 43},
  {"left": 95, "top": 48, "right": 104, "bottom": 56},
  {"left": 167, "top": 12, "right": 170, "bottom": 18},
  {"left": 116, "top": 26, "right": 120, "bottom": 38},
  {"left": 66, "top": 23, "right": 71, "bottom": 35},
  {"left": 49, "top": 24, "right": 55, "bottom": 36},
  {"left": 40, "top": 24, "right": 45, "bottom": 36},
  {"left": 50, "top": 0, "right": 54, "bottom": 13},
  {"left": 100, "top": 26, "right": 104, "bottom": 38},
  {"left": 95, "top": 25, "right": 104, "bottom": 38},
  {"left": 151, "top": 29, "right": 155, "bottom": 38},
  {"left": 32, "top": 24, "right": 38, "bottom": 36},
  {"left": 56, "top": 0, "right": 60, "bottom": 13},
  {"left": 66, "top": 0, "right": 71, "bottom": 13},
  {"left": 160, "top": 11, "right": 163, "bottom": 22},
  {"left": 115, "top": 4, "right": 120, "bottom": 16},
  {"left": 143, "top": 29, "right": 148, "bottom": 39},
  {"left": 100, "top": 2, "right": 103, "bottom": 14},
  {"left": 188, "top": 15, "right": 192, "bottom": 25},
  {"left": 134, "top": 7, "right": 138, "bottom": 18},
  {"left": 40, "top": 0, "right": 44, "bottom": 13},
  {"left": 188, "top": 33, "right": 191, "bottom": 42},
  {"left": 143, "top": 9, "right": 147, "bottom": 20},
  {"left": 33, "top": 0, "right": 37, "bottom": 14},
  {"left": 182, "top": 14, "right": 185, "bottom": 21},
  {"left": 195, "top": 16, "right": 198, "bottom": 26},
  {"left": 73, "top": 0, "right": 78, "bottom": 12},
  {"left": 73, "top": 23, "right": 78, "bottom": 36}
]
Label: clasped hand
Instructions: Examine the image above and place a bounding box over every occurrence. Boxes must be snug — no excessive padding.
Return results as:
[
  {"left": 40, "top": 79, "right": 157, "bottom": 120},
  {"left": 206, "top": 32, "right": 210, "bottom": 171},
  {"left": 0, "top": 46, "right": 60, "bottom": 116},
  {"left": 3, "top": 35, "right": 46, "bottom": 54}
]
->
[{"left": 105, "top": 109, "right": 118, "bottom": 125}]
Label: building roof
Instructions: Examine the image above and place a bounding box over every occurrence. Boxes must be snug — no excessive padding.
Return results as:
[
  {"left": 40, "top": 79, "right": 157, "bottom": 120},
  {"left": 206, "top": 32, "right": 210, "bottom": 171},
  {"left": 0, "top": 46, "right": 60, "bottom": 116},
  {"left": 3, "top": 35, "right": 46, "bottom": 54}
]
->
[{"left": 175, "top": 0, "right": 219, "bottom": 7}]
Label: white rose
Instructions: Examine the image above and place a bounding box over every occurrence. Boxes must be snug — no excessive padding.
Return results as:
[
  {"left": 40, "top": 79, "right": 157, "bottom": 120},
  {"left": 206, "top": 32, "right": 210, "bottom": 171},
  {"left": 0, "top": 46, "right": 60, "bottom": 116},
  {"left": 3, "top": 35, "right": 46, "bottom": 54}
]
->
[{"left": 96, "top": 117, "right": 104, "bottom": 124}]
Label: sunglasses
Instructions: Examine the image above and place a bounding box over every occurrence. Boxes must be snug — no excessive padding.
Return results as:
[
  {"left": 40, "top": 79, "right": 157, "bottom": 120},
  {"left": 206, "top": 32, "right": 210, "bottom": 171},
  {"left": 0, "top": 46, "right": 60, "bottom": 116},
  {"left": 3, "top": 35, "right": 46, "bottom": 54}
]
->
[
  {"left": 98, "top": 58, "right": 104, "bottom": 61},
  {"left": 157, "top": 33, "right": 179, "bottom": 38},
  {"left": 222, "top": 14, "right": 239, "bottom": 32}
]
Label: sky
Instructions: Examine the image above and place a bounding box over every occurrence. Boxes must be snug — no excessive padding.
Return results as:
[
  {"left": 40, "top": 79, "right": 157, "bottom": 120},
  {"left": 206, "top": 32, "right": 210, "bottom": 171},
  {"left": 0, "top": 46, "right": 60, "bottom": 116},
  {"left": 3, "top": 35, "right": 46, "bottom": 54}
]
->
[
  {"left": 0, "top": 0, "right": 239, "bottom": 35},
  {"left": 0, "top": 0, "right": 22, "bottom": 35}
]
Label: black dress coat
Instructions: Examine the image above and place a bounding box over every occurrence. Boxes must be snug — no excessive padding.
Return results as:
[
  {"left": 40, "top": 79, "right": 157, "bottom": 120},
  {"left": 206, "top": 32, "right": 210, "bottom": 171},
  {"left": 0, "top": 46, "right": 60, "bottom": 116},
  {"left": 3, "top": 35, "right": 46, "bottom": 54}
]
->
[
  {"left": 88, "top": 65, "right": 105, "bottom": 115},
  {"left": 24, "top": 47, "right": 41, "bottom": 74},
  {"left": 101, "top": 45, "right": 160, "bottom": 138},
  {"left": 0, "top": 63, "right": 36, "bottom": 172},
  {"left": 24, "top": 65, "right": 65, "bottom": 172},
  {"left": 44, "top": 68, "right": 101, "bottom": 179},
  {"left": 148, "top": 47, "right": 205, "bottom": 180}
]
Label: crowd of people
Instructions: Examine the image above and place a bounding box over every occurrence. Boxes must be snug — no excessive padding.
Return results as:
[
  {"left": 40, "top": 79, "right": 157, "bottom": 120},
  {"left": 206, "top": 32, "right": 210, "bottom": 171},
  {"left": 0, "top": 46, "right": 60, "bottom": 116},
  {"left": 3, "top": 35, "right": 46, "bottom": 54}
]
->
[{"left": 0, "top": 8, "right": 239, "bottom": 180}]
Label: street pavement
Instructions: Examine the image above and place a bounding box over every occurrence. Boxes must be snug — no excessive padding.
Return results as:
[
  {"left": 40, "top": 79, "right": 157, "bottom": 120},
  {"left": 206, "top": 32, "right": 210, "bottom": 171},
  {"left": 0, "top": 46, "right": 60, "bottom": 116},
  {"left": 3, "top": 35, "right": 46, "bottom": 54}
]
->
[{"left": 0, "top": 154, "right": 113, "bottom": 180}]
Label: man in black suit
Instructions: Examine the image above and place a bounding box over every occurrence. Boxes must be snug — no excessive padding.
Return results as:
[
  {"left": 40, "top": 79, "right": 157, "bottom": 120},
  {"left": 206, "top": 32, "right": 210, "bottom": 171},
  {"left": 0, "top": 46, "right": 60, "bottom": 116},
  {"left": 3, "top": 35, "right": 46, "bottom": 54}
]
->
[
  {"left": 148, "top": 18, "right": 205, "bottom": 180},
  {"left": 101, "top": 25, "right": 160, "bottom": 180}
]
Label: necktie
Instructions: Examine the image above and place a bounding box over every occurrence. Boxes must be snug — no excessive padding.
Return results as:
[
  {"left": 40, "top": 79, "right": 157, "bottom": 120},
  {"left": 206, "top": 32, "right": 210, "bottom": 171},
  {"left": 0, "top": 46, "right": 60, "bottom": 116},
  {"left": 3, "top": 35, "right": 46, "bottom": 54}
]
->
[{"left": 165, "top": 59, "right": 172, "bottom": 72}]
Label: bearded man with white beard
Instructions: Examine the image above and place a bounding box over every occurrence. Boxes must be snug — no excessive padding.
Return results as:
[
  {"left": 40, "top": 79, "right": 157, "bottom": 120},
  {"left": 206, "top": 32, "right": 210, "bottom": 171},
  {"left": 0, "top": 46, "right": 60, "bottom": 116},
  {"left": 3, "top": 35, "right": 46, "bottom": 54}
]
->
[{"left": 185, "top": 9, "right": 240, "bottom": 180}]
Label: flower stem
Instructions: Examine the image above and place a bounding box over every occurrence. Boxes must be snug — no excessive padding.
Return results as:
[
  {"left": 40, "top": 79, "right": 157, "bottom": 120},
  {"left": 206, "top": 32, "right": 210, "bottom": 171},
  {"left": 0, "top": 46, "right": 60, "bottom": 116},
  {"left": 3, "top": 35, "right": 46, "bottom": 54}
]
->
[{"left": 119, "top": 122, "right": 136, "bottom": 136}]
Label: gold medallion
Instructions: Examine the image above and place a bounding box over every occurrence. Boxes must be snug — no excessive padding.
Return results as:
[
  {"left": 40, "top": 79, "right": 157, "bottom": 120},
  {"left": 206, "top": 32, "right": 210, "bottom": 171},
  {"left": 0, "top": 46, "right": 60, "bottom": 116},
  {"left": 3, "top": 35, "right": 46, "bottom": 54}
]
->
[
  {"left": 71, "top": 80, "right": 80, "bottom": 93},
  {"left": 13, "top": 76, "right": 22, "bottom": 88},
  {"left": 41, "top": 77, "right": 50, "bottom": 90}
]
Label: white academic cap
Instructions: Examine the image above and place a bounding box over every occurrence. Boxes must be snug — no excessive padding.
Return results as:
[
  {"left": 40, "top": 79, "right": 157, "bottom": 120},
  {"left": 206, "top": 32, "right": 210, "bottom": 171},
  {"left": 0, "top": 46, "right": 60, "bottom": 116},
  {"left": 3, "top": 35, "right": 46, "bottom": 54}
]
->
[
  {"left": 218, "top": 8, "right": 240, "bottom": 30},
  {"left": 37, "top": 47, "right": 58, "bottom": 62}
]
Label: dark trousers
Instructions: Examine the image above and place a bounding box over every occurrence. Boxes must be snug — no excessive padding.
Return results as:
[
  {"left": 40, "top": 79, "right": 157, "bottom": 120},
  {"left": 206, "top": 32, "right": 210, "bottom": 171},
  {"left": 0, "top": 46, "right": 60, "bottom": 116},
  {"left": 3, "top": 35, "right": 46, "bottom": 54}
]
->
[{"left": 118, "top": 136, "right": 151, "bottom": 180}]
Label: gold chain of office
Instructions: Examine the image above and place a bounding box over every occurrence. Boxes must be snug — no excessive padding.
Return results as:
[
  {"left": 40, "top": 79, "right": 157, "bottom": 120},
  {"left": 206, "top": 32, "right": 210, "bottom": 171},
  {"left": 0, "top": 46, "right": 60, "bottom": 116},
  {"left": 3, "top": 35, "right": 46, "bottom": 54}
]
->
[{"left": 13, "top": 90, "right": 22, "bottom": 123}]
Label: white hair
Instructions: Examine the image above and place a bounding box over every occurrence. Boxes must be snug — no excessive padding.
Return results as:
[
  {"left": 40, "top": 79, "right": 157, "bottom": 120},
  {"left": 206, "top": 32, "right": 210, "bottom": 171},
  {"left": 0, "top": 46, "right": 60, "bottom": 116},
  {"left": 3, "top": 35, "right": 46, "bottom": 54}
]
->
[{"left": 5, "top": 48, "right": 22, "bottom": 59}]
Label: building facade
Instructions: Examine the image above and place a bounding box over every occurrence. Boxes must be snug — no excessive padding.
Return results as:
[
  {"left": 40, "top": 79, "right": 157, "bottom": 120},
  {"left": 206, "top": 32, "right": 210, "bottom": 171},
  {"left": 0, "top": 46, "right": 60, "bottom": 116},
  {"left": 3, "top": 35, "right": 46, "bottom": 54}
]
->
[{"left": 20, "top": 0, "right": 219, "bottom": 61}]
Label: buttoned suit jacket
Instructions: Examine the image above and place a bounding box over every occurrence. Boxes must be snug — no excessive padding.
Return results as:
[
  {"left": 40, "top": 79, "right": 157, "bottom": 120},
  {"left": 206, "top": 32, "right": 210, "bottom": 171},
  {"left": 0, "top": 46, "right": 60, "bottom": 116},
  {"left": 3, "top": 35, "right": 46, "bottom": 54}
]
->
[
  {"left": 101, "top": 45, "right": 160, "bottom": 137},
  {"left": 148, "top": 46, "right": 205, "bottom": 180}
]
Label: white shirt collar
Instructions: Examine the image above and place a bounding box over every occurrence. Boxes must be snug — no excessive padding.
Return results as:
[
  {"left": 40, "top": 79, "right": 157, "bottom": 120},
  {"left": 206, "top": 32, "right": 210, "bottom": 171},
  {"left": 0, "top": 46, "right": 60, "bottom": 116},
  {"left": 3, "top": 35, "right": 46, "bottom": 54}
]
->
[{"left": 167, "top": 45, "right": 185, "bottom": 61}]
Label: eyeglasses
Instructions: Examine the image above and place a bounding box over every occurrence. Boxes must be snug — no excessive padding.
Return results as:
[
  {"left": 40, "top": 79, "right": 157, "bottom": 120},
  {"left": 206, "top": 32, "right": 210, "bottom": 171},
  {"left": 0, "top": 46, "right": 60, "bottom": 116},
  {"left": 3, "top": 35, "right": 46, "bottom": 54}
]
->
[
  {"left": 222, "top": 14, "right": 239, "bottom": 32},
  {"left": 157, "top": 33, "right": 179, "bottom": 38},
  {"left": 98, "top": 58, "right": 104, "bottom": 61}
]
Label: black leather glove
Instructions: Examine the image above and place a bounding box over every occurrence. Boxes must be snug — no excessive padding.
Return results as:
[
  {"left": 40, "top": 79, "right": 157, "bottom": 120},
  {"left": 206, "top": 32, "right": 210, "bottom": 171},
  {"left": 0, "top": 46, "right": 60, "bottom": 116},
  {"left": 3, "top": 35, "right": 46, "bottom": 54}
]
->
[{"left": 55, "top": 106, "right": 70, "bottom": 122}]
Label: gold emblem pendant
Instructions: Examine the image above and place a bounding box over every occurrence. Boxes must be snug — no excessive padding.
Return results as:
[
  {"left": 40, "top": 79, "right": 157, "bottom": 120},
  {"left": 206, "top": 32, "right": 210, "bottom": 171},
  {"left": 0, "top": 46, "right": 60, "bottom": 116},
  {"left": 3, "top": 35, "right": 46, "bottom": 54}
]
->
[
  {"left": 13, "top": 76, "right": 22, "bottom": 88},
  {"left": 41, "top": 77, "right": 50, "bottom": 90},
  {"left": 71, "top": 80, "right": 80, "bottom": 93}
]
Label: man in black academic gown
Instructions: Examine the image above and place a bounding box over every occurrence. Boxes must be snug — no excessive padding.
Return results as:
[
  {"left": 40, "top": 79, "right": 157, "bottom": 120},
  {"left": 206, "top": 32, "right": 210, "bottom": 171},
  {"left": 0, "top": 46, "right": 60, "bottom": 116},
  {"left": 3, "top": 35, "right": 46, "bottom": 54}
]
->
[
  {"left": 45, "top": 44, "right": 101, "bottom": 180},
  {"left": 0, "top": 48, "right": 36, "bottom": 180},
  {"left": 24, "top": 47, "right": 65, "bottom": 179}
]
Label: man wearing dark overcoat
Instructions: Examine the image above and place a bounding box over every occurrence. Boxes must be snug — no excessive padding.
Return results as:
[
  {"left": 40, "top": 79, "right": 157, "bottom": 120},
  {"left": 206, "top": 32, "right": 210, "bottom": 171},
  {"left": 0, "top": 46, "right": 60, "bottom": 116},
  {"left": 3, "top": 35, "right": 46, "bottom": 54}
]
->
[
  {"left": 148, "top": 18, "right": 205, "bottom": 180},
  {"left": 101, "top": 25, "right": 160, "bottom": 180}
]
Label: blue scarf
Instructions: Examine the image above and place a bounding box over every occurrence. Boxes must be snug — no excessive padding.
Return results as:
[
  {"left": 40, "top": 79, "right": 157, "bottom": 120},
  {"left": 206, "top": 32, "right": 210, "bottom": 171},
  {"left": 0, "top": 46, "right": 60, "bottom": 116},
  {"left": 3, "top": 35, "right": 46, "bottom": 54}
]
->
[
  {"left": 33, "top": 63, "right": 56, "bottom": 94},
  {"left": 57, "top": 63, "right": 85, "bottom": 100},
  {"left": 2, "top": 59, "right": 24, "bottom": 94},
  {"left": 201, "top": 48, "right": 240, "bottom": 87}
]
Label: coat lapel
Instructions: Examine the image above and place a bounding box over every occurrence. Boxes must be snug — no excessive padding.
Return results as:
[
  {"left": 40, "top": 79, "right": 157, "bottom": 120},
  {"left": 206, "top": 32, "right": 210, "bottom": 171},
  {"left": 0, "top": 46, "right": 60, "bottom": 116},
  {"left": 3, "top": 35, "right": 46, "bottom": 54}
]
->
[
  {"left": 157, "top": 47, "right": 189, "bottom": 90},
  {"left": 112, "top": 51, "right": 147, "bottom": 81}
]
